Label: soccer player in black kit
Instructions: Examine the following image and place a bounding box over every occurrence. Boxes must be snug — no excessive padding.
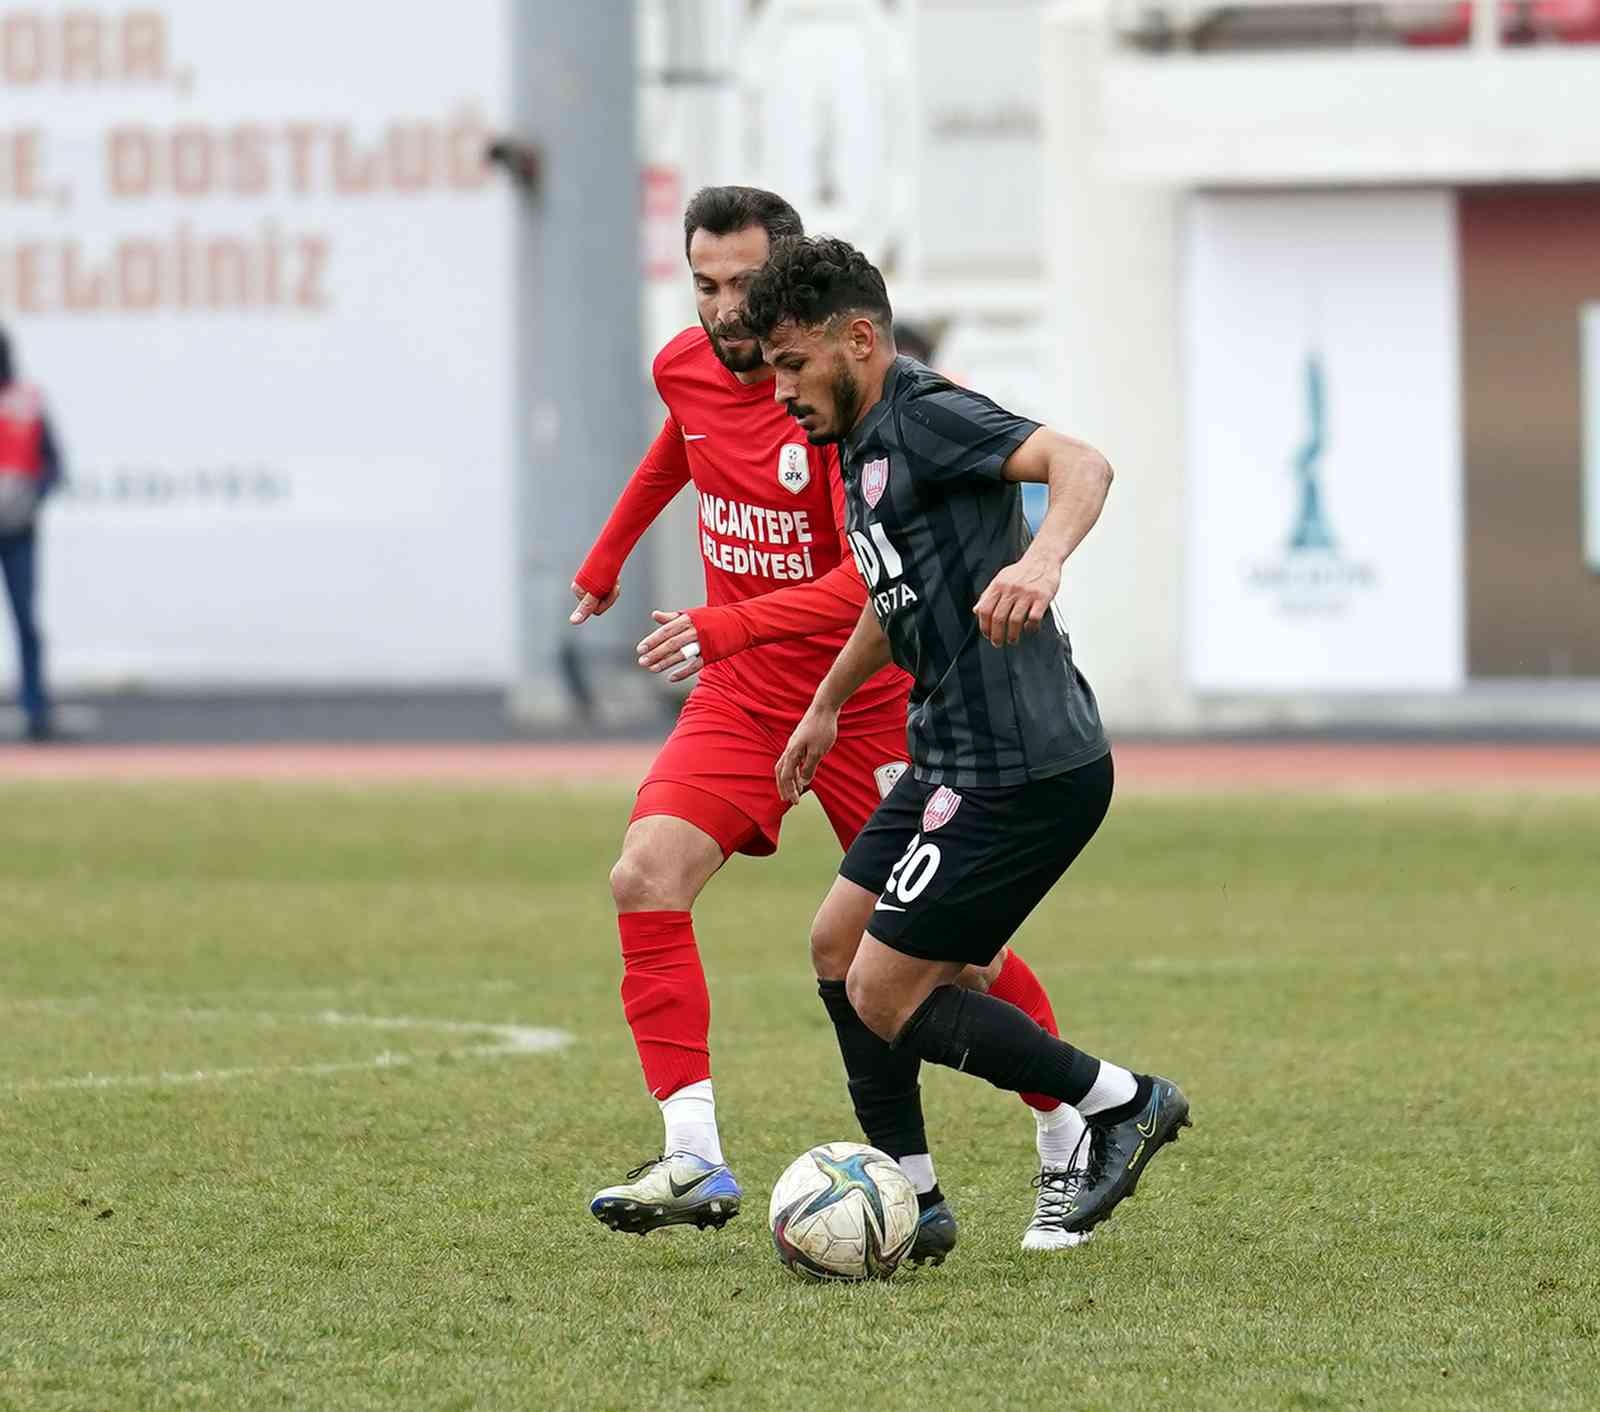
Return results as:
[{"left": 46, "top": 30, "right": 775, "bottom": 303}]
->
[{"left": 747, "top": 237, "right": 1190, "bottom": 1239}]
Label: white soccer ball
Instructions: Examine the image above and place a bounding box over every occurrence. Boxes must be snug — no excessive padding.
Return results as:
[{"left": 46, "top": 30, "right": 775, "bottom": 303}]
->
[{"left": 768, "top": 1141, "right": 920, "bottom": 1281}]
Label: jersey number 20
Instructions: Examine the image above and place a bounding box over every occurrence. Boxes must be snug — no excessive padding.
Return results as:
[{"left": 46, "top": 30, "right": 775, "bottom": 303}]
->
[{"left": 885, "top": 832, "right": 941, "bottom": 903}]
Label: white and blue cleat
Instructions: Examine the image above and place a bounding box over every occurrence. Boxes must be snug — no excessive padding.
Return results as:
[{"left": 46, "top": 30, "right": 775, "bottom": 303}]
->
[
  {"left": 1021, "top": 1164, "right": 1096, "bottom": 1251},
  {"left": 590, "top": 1153, "right": 743, "bottom": 1235}
]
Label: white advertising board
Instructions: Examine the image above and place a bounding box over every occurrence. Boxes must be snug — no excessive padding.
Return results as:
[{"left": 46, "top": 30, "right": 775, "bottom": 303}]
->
[
  {"left": 1184, "top": 191, "right": 1464, "bottom": 693},
  {"left": 3, "top": 3, "right": 514, "bottom": 685}
]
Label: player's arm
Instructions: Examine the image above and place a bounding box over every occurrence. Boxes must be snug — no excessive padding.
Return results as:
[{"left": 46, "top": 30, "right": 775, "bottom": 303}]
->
[
  {"left": 636, "top": 447, "right": 864, "bottom": 679},
  {"left": 570, "top": 413, "right": 692, "bottom": 625},
  {"left": 634, "top": 562, "right": 865, "bottom": 681},
  {"left": 775, "top": 603, "right": 894, "bottom": 803},
  {"left": 972, "top": 428, "right": 1113, "bottom": 647}
]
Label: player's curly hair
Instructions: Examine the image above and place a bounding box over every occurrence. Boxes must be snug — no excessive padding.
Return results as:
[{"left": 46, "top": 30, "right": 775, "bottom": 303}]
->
[{"left": 744, "top": 236, "right": 894, "bottom": 340}]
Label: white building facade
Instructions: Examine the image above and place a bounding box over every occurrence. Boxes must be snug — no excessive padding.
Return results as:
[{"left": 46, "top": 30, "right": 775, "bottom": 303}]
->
[{"left": 642, "top": 0, "right": 1600, "bottom": 730}]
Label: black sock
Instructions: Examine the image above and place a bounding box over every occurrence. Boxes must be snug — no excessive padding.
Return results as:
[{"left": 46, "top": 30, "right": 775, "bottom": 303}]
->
[
  {"left": 895, "top": 985, "right": 1101, "bottom": 1105},
  {"left": 916, "top": 1185, "right": 945, "bottom": 1214},
  {"left": 817, "top": 979, "right": 931, "bottom": 1161},
  {"left": 1089, "top": 1074, "right": 1155, "bottom": 1127}
]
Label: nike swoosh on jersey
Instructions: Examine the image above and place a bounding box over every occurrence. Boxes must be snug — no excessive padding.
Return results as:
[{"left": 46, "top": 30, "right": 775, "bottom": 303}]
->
[{"left": 683, "top": 432, "right": 708, "bottom": 441}]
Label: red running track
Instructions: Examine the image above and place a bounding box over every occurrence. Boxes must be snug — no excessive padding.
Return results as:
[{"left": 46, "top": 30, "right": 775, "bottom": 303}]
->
[{"left": 0, "top": 740, "right": 1597, "bottom": 792}]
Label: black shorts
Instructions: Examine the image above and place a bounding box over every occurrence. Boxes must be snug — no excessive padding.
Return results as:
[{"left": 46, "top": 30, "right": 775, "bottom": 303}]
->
[{"left": 838, "top": 751, "right": 1114, "bottom": 967}]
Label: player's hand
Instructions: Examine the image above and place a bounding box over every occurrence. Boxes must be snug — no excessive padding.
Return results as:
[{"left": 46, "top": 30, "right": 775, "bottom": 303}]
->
[
  {"left": 973, "top": 557, "right": 1060, "bottom": 647},
  {"left": 637, "top": 610, "right": 704, "bottom": 683},
  {"left": 570, "top": 579, "right": 620, "bottom": 625},
  {"left": 776, "top": 706, "right": 839, "bottom": 804}
]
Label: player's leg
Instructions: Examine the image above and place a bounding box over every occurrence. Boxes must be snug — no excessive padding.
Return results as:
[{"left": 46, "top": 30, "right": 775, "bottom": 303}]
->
[
  {"left": 972, "top": 946, "right": 1094, "bottom": 1249},
  {"left": 807, "top": 874, "right": 958, "bottom": 1264},
  {"left": 811, "top": 732, "right": 1061, "bottom": 1259},
  {"left": 841, "top": 755, "right": 1191, "bottom": 1238},
  {"left": 590, "top": 809, "right": 744, "bottom": 1234},
  {"left": 810, "top": 725, "right": 1077, "bottom": 1070},
  {"left": 590, "top": 694, "right": 788, "bottom": 1236},
  {"left": 849, "top": 934, "right": 1189, "bottom": 1239},
  {"left": 0, "top": 530, "right": 47, "bottom": 738},
  {"left": 610, "top": 812, "right": 727, "bottom": 1148},
  {"left": 803, "top": 737, "right": 950, "bottom": 1254},
  {"left": 809, "top": 733, "right": 1091, "bottom": 1250}
]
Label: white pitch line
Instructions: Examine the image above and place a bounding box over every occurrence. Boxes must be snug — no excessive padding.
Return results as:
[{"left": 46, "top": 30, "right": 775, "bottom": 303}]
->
[{"left": 5, "top": 1007, "right": 571, "bottom": 1093}]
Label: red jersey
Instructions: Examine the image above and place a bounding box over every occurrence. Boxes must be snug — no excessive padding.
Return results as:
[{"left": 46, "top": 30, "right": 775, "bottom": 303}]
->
[
  {"left": 0, "top": 384, "right": 45, "bottom": 479},
  {"left": 575, "top": 327, "right": 908, "bottom": 724}
]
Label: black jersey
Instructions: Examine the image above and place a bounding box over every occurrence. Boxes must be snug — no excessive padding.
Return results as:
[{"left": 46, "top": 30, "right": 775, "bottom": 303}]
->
[{"left": 840, "top": 357, "right": 1108, "bottom": 788}]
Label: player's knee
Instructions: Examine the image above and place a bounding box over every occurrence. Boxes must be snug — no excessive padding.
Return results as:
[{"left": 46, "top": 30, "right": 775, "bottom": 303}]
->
[
  {"left": 844, "top": 966, "right": 899, "bottom": 1042},
  {"left": 962, "top": 950, "right": 1005, "bottom": 994},
  {"left": 607, "top": 854, "right": 646, "bottom": 911},
  {"left": 608, "top": 846, "right": 690, "bottom": 912},
  {"left": 809, "top": 914, "right": 858, "bottom": 981}
]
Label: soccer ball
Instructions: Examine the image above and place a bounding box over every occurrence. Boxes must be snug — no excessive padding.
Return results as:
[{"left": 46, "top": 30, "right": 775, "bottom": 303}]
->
[{"left": 768, "top": 1142, "right": 920, "bottom": 1281}]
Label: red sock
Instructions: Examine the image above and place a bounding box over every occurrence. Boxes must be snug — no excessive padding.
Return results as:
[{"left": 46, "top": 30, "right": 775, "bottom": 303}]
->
[
  {"left": 618, "top": 910, "right": 711, "bottom": 1100},
  {"left": 988, "top": 948, "right": 1062, "bottom": 1113}
]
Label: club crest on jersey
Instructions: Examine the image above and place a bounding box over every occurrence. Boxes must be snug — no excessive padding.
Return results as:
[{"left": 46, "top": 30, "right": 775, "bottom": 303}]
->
[
  {"left": 873, "top": 762, "right": 907, "bottom": 799},
  {"left": 922, "top": 785, "right": 962, "bottom": 833},
  {"left": 862, "top": 457, "right": 889, "bottom": 509},
  {"left": 778, "top": 443, "right": 810, "bottom": 495}
]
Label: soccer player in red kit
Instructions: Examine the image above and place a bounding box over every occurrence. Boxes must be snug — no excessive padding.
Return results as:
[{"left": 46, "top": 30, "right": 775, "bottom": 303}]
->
[{"left": 574, "top": 188, "right": 1089, "bottom": 1255}]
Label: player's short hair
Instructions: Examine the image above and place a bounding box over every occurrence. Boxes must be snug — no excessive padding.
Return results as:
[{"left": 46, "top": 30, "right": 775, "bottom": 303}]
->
[
  {"left": 682, "top": 186, "right": 803, "bottom": 259},
  {"left": 744, "top": 236, "right": 894, "bottom": 340},
  {"left": 0, "top": 325, "right": 11, "bottom": 386}
]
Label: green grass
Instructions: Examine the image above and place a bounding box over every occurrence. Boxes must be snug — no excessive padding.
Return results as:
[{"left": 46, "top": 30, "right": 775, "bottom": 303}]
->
[{"left": 1, "top": 783, "right": 1597, "bottom": 1411}]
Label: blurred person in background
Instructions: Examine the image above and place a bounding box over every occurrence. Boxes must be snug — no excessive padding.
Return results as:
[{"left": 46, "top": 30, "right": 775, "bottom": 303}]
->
[{"left": 0, "top": 324, "right": 64, "bottom": 743}]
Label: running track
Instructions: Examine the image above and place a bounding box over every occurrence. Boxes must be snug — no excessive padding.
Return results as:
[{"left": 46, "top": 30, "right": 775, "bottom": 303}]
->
[{"left": 0, "top": 740, "right": 1597, "bottom": 792}]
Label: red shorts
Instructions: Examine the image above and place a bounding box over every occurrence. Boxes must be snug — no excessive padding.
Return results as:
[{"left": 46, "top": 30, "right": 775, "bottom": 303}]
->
[{"left": 630, "top": 686, "right": 908, "bottom": 858}]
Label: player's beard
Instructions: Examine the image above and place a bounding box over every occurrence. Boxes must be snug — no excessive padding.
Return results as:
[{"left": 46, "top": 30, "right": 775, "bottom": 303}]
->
[
  {"left": 786, "top": 356, "right": 861, "bottom": 445},
  {"left": 818, "top": 354, "right": 861, "bottom": 445},
  {"left": 702, "top": 314, "right": 765, "bottom": 374}
]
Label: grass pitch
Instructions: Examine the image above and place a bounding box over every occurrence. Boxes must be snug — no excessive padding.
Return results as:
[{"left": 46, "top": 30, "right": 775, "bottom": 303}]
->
[{"left": 2, "top": 781, "right": 1597, "bottom": 1411}]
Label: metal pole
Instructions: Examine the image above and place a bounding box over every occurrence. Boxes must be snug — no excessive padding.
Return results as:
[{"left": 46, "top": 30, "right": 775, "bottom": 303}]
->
[{"left": 508, "top": 0, "right": 649, "bottom": 726}]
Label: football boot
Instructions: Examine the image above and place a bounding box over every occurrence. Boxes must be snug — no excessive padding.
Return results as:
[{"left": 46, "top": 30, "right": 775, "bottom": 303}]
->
[
  {"left": 907, "top": 1197, "right": 959, "bottom": 1267},
  {"left": 1060, "top": 1077, "right": 1191, "bottom": 1235},
  {"left": 589, "top": 1153, "right": 742, "bottom": 1235}
]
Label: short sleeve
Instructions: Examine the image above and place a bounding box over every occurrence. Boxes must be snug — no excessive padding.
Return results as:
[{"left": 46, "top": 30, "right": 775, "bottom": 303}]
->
[{"left": 899, "top": 384, "right": 1040, "bottom": 486}]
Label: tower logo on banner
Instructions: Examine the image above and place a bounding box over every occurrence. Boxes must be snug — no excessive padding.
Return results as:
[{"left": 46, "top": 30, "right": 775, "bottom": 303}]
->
[{"left": 1246, "top": 354, "right": 1376, "bottom": 616}]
